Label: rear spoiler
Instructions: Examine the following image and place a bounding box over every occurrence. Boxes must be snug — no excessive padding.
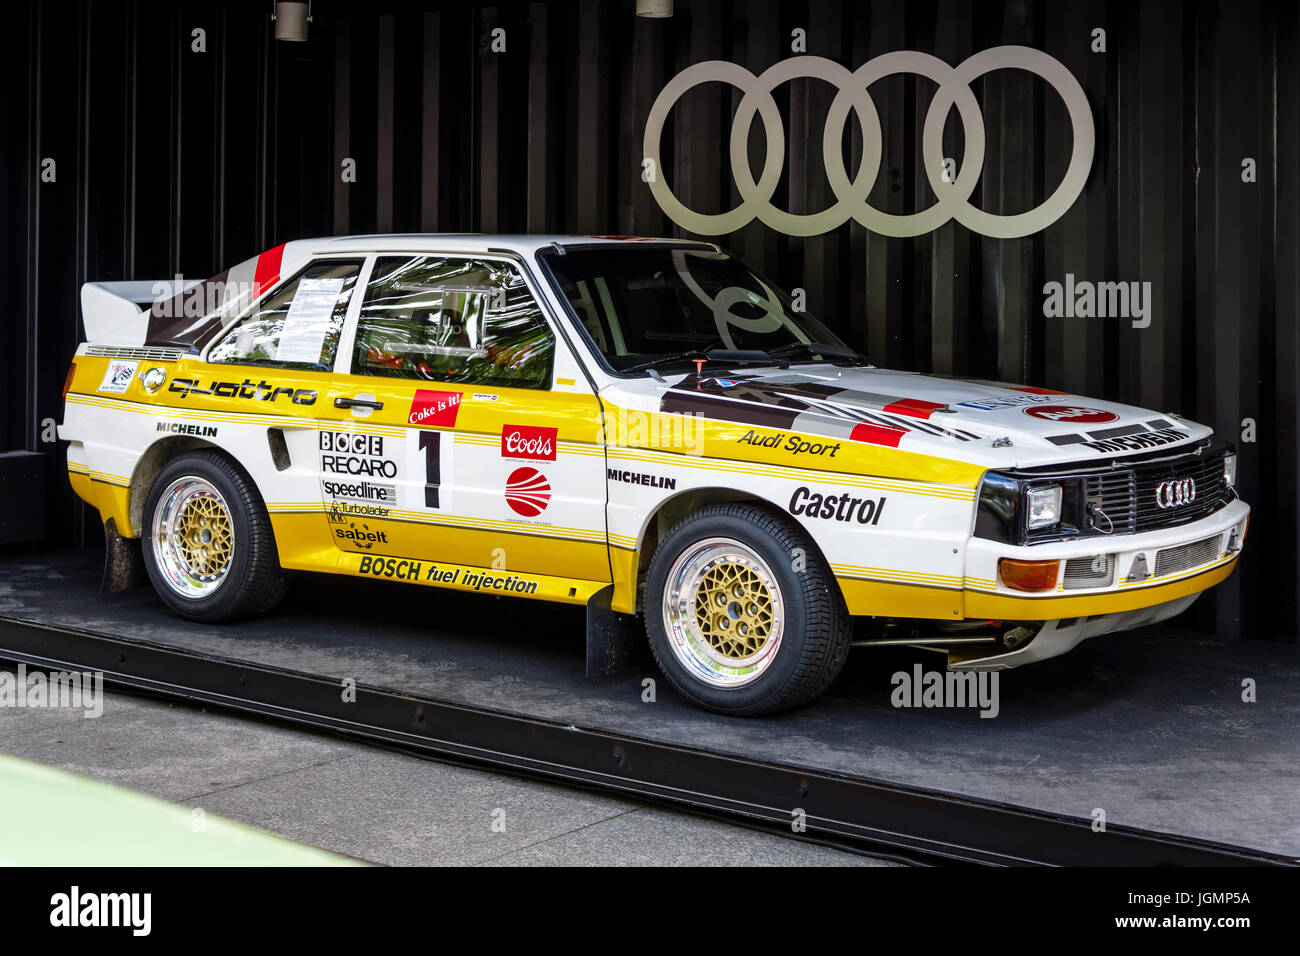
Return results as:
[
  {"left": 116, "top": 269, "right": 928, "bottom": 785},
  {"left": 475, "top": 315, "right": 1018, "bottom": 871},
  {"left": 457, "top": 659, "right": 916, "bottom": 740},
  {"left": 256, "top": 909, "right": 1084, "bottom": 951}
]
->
[
  {"left": 80, "top": 280, "right": 202, "bottom": 346},
  {"left": 78, "top": 244, "right": 291, "bottom": 351}
]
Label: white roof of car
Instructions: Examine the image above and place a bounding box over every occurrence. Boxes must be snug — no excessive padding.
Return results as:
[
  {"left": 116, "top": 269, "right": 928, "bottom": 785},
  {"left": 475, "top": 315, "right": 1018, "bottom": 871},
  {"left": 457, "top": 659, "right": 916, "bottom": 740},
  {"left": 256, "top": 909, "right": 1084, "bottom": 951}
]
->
[{"left": 302, "top": 234, "right": 715, "bottom": 255}]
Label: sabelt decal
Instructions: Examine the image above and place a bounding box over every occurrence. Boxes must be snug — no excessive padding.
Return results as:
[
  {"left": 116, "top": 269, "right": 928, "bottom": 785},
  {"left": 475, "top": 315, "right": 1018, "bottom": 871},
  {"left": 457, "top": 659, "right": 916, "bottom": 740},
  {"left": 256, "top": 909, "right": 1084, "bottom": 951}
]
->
[
  {"left": 789, "top": 488, "right": 887, "bottom": 525},
  {"left": 357, "top": 555, "right": 540, "bottom": 594},
  {"left": 1023, "top": 404, "right": 1119, "bottom": 424},
  {"left": 505, "top": 467, "right": 551, "bottom": 516},
  {"left": 98, "top": 360, "right": 139, "bottom": 394},
  {"left": 333, "top": 522, "right": 389, "bottom": 550},
  {"left": 169, "top": 377, "right": 318, "bottom": 405},
  {"left": 501, "top": 424, "right": 558, "bottom": 461},
  {"left": 409, "top": 389, "right": 462, "bottom": 427}
]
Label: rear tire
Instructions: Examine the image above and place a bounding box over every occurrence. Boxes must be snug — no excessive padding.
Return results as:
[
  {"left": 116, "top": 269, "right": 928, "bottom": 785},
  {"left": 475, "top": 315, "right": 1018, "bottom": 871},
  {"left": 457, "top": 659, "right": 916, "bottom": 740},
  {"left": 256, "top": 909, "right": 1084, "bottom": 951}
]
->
[
  {"left": 141, "top": 450, "right": 288, "bottom": 623},
  {"left": 644, "top": 502, "right": 851, "bottom": 716}
]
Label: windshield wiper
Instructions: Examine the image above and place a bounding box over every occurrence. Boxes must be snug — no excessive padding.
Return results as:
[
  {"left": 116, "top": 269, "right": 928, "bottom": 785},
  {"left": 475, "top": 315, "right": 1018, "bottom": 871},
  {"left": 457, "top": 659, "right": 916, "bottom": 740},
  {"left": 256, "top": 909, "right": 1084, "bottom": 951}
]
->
[
  {"left": 767, "top": 341, "right": 869, "bottom": 365},
  {"left": 619, "top": 348, "right": 787, "bottom": 375}
]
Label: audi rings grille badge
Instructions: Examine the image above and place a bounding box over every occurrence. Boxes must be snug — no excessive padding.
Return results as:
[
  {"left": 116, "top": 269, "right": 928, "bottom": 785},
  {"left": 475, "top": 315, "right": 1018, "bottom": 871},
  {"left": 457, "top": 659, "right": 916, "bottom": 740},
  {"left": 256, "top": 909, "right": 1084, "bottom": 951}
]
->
[
  {"left": 643, "top": 47, "right": 1095, "bottom": 238},
  {"left": 1155, "top": 479, "right": 1197, "bottom": 510}
]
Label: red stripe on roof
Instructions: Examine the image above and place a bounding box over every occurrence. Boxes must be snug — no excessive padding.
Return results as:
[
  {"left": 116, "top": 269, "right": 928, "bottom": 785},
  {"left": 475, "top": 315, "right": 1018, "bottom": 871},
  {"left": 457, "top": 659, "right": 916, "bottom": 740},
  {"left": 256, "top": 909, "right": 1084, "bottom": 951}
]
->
[
  {"left": 881, "top": 398, "right": 947, "bottom": 419},
  {"left": 253, "top": 243, "right": 286, "bottom": 298},
  {"left": 1006, "top": 385, "right": 1067, "bottom": 395},
  {"left": 850, "top": 422, "right": 906, "bottom": 448}
]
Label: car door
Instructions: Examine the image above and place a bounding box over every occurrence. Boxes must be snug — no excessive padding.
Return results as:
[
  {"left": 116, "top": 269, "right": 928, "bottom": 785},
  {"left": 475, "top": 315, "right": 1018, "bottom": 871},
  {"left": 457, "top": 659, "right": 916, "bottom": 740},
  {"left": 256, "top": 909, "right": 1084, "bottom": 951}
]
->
[{"left": 317, "top": 252, "right": 611, "bottom": 591}]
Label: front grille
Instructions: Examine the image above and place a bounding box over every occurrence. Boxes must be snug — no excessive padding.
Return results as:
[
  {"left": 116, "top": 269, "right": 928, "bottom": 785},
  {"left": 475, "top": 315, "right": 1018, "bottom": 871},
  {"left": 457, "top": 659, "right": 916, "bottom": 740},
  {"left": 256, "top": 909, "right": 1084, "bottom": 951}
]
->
[
  {"left": 1131, "top": 452, "right": 1227, "bottom": 532},
  {"left": 1063, "top": 554, "right": 1115, "bottom": 589},
  {"left": 1086, "top": 449, "right": 1228, "bottom": 536},
  {"left": 1154, "top": 534, "right": 1223, "bottom": 576}
]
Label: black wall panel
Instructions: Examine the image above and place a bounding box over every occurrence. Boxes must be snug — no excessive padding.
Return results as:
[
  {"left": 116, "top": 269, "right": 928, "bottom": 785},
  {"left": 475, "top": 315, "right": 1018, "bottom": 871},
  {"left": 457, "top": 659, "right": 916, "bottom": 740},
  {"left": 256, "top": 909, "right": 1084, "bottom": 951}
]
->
[{"left": 2, "top": 0, "right": 1296, "bottom": 642}]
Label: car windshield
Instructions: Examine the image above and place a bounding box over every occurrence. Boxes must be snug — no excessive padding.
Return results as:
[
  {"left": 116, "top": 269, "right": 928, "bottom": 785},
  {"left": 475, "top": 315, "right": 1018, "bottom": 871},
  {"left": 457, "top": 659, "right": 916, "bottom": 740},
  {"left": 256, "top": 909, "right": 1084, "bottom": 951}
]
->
[{"left": 539, "top": 245, "right": 861, "bottom": 374}]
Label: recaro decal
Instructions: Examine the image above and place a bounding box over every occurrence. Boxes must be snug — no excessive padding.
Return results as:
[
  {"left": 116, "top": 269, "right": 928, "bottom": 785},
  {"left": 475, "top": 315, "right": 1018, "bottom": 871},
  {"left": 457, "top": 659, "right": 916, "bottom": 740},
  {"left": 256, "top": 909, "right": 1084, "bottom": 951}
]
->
[{"left": 168, "top": 377, "right": 318, "bottom": 405}]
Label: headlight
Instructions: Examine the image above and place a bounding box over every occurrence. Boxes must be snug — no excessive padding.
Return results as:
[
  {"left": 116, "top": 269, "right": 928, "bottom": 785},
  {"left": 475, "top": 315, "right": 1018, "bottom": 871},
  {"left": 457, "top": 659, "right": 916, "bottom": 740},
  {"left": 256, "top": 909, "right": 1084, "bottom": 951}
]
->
[
  {"left": 1026, "top": 485, "right": 1063, "bottom": 530},
  {"left": 1223, "top": 453, "right": 1237, "bottom": 489}
]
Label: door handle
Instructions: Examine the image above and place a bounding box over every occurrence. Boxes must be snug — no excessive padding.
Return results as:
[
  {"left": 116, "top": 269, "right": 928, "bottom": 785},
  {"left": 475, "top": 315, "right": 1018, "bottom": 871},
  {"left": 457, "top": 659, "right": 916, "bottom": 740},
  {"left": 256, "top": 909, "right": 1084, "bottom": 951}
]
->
[{"left": 334, "top": 396, "right": 384, "bottom": 410}]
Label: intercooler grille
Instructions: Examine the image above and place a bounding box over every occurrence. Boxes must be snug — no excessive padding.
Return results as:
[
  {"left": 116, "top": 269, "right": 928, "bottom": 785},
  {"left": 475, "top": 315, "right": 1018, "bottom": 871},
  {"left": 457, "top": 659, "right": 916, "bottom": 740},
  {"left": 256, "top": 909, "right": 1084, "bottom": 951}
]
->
[
  {"left": 1063, "top": 555, "right": 1115, "bottom": 589},
  {"left": 1153, "top": 535, "right": 1223, "bottom": 577},
  {"left": 83, "top": 344, "right": 184, "bottom": 362}
]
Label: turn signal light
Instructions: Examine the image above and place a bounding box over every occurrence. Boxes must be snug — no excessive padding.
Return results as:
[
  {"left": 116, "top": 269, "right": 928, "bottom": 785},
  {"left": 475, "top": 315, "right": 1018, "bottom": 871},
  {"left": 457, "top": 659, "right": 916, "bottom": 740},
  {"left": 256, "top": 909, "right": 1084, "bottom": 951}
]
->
[
  {"left": 999, "top": 558, "right": 1061, "bottom": 592},
  {"left": 62, "top": 362, "right": 77, "bottom": 404}
]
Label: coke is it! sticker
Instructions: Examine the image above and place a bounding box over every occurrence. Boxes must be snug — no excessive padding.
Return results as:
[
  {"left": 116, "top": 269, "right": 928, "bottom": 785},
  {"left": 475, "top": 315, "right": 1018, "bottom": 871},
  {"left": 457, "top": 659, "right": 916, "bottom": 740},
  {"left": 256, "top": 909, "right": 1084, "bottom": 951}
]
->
[{"left": 409, "top": 390, "right": 462, "bottom": 427}]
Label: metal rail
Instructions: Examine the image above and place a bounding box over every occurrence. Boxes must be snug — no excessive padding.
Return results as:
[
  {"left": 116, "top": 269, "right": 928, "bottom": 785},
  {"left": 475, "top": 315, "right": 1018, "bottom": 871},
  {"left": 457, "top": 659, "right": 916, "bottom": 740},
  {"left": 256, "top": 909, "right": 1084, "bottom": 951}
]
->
[{"left": 0, "top": 615, "right": 1291, "bottom": 867}]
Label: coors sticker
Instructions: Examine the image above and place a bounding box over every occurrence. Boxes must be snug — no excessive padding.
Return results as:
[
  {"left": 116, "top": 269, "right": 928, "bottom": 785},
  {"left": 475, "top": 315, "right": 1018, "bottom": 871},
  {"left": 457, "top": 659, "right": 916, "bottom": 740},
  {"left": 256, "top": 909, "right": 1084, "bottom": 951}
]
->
[{"left": 501, "top": 424, "right": 558, "bottom": 461}]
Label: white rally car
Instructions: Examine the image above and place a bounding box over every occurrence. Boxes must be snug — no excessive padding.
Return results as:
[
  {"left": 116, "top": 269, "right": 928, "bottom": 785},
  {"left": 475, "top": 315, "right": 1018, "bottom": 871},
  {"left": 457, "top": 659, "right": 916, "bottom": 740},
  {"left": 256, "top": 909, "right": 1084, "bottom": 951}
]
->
[{"left": 61, "top": 235, "right": 1248, "bottom": 714}]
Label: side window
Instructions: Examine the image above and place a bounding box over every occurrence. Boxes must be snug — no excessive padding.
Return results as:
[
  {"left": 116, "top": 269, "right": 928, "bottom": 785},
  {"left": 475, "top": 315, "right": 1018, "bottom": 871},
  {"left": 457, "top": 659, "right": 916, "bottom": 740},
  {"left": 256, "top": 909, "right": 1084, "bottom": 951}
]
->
[
  {"left": 352, "top": 256, "right": 554, "bottom": 389},
  {"left": 208, "top": 259, "right": 363, "bottom": 371}
]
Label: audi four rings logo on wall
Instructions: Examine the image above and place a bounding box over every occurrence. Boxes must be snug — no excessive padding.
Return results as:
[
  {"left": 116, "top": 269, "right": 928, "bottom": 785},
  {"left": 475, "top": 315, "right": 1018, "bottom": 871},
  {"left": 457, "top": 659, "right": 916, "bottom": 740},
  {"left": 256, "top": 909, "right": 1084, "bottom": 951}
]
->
[
  {"left": 643, "top": 47, "right": 1095, "bottom": 238},
  {"left": 1155, "top": 479, "right": 1197, "bottom": 509}
]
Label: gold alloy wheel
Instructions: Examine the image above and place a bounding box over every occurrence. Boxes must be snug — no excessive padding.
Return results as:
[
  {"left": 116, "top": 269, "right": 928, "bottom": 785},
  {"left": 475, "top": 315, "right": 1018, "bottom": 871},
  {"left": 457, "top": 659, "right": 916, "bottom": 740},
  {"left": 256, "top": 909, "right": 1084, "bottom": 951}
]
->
[
  {"left": 152, "top": 476, "right": 236, "bottom": 598},
  {"left": 693, "top": 561, "right": 776, "bottom": 660},
  {"left": 664, "top": 537, "right": 786, "bottom": 688}
]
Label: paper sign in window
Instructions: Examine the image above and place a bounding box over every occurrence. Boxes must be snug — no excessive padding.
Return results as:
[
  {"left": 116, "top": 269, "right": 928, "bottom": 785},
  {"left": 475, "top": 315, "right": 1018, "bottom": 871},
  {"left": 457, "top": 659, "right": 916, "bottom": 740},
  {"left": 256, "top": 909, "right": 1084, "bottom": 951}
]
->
[{"left": 276, "top": 277, "right": 346, "bottom": 363}]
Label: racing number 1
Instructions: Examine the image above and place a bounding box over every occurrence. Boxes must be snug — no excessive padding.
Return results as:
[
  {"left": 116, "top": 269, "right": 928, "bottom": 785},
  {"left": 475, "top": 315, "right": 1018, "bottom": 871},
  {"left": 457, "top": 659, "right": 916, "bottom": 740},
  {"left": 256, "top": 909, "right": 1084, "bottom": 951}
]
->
[{"left": 418, "top": 432, "right": 440, "bottom": 508}]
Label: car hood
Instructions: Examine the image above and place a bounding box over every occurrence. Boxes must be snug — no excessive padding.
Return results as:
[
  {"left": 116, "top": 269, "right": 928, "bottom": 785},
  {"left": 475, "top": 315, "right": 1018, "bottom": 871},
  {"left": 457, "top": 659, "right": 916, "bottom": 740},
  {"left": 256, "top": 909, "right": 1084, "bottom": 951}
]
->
[{"left": 600, "top": 364, "right": 1212, "bottom": 470}]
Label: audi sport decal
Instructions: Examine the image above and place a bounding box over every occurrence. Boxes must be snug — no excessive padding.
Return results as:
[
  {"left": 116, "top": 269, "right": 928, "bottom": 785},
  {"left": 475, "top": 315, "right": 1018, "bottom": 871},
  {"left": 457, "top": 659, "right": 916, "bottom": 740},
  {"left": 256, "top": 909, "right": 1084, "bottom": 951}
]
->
[
  {"left": 737, "top": 430, "right": 843, "bottom": 458},
  {"left": 1024, "top": 405, "right": 1119, "bottom": 424},
  {"left": 505, "top": 467, "right": 551, "bottom": 517},
  {"left": 502, "top": 424, "right": 558, "bottom": 461},
  {"left": 409, "top": 389, "right": 462, "bottom": 427}
]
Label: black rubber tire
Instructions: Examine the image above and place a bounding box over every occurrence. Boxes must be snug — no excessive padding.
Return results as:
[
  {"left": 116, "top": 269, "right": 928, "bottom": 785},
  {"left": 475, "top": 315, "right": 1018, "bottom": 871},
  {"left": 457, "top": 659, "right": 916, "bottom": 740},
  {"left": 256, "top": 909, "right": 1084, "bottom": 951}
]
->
[
  {"left": 141, "top": 450, "right": 289, "bottom": 623},
  {"left": 644, "top": 502, "right": 852, "bottom": 716}
]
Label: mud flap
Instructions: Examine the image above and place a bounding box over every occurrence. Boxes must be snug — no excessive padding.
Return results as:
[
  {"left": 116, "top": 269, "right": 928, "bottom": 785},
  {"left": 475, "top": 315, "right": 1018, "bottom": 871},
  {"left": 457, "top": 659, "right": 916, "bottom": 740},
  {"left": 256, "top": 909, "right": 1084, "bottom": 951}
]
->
[
  {"left": 585, "top": 585, "right": 643, "bottom": 678},
  {"left": 101, "top": 517, "right": 147, "bottom": 593}
]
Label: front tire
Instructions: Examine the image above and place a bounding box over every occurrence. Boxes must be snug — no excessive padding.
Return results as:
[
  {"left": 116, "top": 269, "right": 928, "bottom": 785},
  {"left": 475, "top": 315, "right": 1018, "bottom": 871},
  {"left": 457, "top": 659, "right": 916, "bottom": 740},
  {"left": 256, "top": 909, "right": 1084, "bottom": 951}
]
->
[
  {"left": 142, "top": 451, "right": 288, "bottom": 623},
  {"left": 644, "top": 503, "right": 851, "bottom": 716}
]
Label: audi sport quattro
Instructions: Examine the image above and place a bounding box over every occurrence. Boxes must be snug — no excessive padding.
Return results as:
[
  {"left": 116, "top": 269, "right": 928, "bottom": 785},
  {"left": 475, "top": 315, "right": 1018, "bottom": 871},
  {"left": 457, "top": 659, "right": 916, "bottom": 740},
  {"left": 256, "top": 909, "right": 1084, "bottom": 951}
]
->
[{"left": 61, "top": 235, "right": 1248, "bottom": 715}]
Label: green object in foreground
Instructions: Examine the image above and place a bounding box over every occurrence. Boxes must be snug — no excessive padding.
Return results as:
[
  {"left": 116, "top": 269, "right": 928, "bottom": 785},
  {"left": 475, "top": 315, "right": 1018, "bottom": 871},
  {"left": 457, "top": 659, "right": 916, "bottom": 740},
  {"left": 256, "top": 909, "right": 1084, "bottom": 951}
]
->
[{"left": 0, "top": 754, "right": 363, "bottom": 866}]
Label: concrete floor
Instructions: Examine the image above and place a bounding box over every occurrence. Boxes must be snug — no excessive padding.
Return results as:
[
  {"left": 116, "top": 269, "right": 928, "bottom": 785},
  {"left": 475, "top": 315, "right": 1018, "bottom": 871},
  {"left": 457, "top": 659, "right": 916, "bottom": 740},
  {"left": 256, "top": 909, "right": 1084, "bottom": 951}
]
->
[{"left": 0, "top": 675, "right": 892, "bottom": 866}]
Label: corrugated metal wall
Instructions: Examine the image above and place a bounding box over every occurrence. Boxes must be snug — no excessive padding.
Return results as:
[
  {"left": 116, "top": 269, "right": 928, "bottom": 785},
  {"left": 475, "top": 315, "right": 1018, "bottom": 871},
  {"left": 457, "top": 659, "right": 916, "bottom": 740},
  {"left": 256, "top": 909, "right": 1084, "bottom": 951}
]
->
[{"left": 3, "top": 0, "right": 1296, "bottom": 642}]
